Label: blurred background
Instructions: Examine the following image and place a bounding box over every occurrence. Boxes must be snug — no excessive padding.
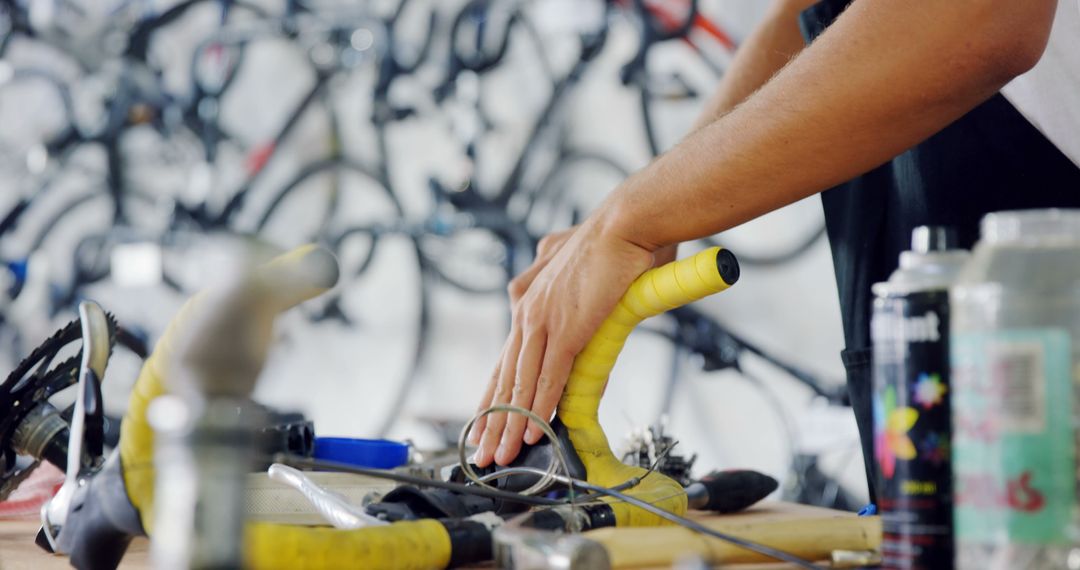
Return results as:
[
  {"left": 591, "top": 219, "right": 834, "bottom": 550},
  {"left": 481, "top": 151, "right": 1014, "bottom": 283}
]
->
[{"left": 0, "top": 0, "right": 865, "bottom": 508}]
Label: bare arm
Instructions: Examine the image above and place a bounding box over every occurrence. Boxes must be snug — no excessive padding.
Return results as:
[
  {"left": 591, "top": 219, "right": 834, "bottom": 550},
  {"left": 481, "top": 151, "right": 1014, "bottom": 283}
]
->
[
  {"left": 644, "top": 0, "right": 817, "bottom": 263},
  {"left": 692, "top": 0, "right": 820, "bottom": 129},
  {"left": 474, "top": 0, "right": 1058, "bottom": 467},
  {"left": 606, "top": 0, "right": 1056, "bottom": 251}
]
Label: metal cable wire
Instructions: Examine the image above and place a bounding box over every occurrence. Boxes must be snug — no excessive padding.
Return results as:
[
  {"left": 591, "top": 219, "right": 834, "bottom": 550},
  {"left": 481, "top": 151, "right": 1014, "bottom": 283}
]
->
[
  {"left": 456, "top": 404, "right": 572, "bottom": 498},
  {"left": 279, "top": 455, "right": 564, "bottom": 507},
  {"left": 458, "top": 405, "right": 826, "bottom": 569},
  {"left": 575, "top": 481, "right": 826, "bottom": 570}
]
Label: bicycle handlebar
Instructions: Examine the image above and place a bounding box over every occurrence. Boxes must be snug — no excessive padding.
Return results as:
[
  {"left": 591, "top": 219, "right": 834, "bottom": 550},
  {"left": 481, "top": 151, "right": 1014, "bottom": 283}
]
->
[
  {"left": 557, "top": 246, "right": 738, "bottom": 526},
  {"left": 99, "top": 246, "right": 737, "bottom": 568}
]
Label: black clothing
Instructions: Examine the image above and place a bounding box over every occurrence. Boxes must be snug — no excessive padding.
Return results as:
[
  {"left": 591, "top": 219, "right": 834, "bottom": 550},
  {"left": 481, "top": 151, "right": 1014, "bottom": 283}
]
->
[{"left": 800, "top": 0, "right": 1080, "bottom": 503}]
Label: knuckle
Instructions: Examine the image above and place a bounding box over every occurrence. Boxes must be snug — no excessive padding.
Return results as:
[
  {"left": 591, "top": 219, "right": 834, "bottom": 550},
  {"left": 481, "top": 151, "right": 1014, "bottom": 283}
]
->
[
  {"left": 536, "top": 375, "right": 555, "bottom": 391},
  {"left": 522, "top": 322, "right": 540, "bottom": 339},
  {"left": 507, "top": 277, "right": 526, "bottom": 298},
  {"left": 494, "top": 382, "right": 513, "bottom": 401},
  {"left": 523, "top": 304, "right": 544, "bottom": 326}
]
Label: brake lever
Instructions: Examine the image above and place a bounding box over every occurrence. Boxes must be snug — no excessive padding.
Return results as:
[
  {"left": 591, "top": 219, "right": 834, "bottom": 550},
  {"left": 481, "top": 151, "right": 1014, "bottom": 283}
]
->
[{"left": 39, "top": 300, "right": 111, "bottom": 553}]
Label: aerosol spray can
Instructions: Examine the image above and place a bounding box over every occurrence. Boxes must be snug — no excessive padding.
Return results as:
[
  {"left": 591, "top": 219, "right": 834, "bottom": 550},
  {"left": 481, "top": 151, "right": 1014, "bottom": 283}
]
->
[{"left": 871, "top": 226, "right": 970, "bottom": 569}]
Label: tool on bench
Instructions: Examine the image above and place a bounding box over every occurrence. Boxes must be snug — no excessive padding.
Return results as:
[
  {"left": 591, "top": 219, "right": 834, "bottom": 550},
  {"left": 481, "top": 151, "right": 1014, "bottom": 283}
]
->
[
  {"left": 0, "top": 309, "right": 145, "bottom": 502},
  {"left": 28, "top": 244, "right": 827, "bottom": 569},
  {"left": 266, "top": 463, "right": 388, "bottom": 530},
  {"left": 463, "top": 248, "right": 742, "bottom": 517},
  {"left": 38, "top": 301, "right": 112, "bottom": 554}
]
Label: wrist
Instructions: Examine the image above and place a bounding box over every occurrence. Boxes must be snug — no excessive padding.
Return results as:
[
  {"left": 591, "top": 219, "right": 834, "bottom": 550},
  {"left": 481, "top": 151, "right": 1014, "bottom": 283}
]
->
[{"left": 590, "top": 182, "right": 663, "bottom": 255}]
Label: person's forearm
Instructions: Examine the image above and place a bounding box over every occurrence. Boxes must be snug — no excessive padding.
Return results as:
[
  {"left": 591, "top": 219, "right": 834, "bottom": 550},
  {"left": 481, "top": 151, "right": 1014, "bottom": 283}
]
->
[
  {"left": 692, "top": 0, "right": 819, "bottom": 129},
  {"left": 601, "top": 0, "right": 1056, "bottom": 251}
]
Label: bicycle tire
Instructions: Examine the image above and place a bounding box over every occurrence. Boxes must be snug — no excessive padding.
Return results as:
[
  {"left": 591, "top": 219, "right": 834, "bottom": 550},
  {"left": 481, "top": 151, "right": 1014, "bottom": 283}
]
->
[
  {"left": 253, "top": 157, "right": 403, "bottom": 236},
  {"left": 525, "top": 148, "right": 631, "bottom": 232},
  {"left": 421, "top": 231, "right": 515, "bottom": 296},
  {"left": 418, "top": 150, "right": 631, "bottom": 296},
  {"left": 257, "top": 159, "right": 429, "bottom": 439}
]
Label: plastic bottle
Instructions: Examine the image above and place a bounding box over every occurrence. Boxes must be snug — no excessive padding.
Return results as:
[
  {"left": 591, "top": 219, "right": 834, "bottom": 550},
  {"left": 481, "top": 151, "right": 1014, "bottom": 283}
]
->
[{"left": 951, "top": 210, "right": 1080, "bottom": 569}]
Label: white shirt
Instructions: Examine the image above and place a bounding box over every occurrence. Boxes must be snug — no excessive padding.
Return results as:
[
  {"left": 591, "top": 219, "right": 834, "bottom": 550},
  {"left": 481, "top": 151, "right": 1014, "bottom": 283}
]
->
[{"left": 1001, "top": 0, "right": 1080, "bottom": 168}]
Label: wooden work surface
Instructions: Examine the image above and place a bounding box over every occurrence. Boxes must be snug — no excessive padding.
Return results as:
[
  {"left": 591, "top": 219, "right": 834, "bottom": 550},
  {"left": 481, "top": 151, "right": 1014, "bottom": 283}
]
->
[{"left": 0, "top": 503, "right": 875, "bottom": 569}]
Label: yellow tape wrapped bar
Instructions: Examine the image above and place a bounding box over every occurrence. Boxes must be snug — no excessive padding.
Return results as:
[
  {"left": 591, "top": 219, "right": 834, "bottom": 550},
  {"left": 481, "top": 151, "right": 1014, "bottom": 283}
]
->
[
  {"left": 245, "top": 520, "right": 451, "bottom": 570},
  {"left": 558, "top": 247, "right": 738, "bottom": 527},
  {"left": 117, "top": 245, "right": 455, "bottom": 569},
  {"left": 118, "top": 245, "right": 735, "bottom": 567}
]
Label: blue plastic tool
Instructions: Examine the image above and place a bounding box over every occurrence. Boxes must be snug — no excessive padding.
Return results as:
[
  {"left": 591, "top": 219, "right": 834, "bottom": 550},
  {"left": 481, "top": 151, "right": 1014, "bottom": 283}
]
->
[{"left": 313, "top": 437, "right": 410, "bottom": 469}]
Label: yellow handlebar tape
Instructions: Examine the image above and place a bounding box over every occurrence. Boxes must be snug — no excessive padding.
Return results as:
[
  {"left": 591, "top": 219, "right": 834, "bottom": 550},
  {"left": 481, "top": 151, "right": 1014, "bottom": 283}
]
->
[
  {"left": 559, "top": 247, "right": 739, "bottom": 527},
  {"left": 245, "top": 520, "right": 451, "bottom": 570},
  {"left": 119, "top": 244, "right": 339, "bottom": 534},
  {"left": 118, "top": 246, "right": 737, "bottom": 568}
]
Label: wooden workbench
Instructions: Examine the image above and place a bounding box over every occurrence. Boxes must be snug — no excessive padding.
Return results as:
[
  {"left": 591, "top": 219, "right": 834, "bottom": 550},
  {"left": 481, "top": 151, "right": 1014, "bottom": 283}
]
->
[{"left": 0, "top": 503, "right": 876, "bottom": 569}]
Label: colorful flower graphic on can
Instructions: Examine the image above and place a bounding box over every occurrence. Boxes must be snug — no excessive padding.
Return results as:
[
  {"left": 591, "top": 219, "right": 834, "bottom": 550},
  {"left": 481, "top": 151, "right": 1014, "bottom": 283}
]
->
[
  {"left": 875, "top": 385, "right": 919, "bottom": 480},
  {"left": 912, "top": 372, "right": 947, "bottom": 410}
]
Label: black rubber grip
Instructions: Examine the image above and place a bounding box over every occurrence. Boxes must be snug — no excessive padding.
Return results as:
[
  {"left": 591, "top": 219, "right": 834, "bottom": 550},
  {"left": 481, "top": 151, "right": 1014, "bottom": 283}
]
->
[
  {"left": 694, "top": 469, "right": 777, "bottom": 514},
  {"left": 443, "top": 519, "right": 493, "bottom": 567}
]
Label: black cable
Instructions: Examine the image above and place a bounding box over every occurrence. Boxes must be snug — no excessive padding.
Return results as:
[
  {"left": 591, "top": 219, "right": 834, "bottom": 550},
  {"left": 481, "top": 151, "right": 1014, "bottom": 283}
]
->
[
  {"left": 577, "top": 482, "right": 826, "bottom": 570},
  {"left": 286, "top": 455, "right": 822, "bottom": 568},
  {"left": 280, "top": 455, "right": 565, "bottom": 507}
]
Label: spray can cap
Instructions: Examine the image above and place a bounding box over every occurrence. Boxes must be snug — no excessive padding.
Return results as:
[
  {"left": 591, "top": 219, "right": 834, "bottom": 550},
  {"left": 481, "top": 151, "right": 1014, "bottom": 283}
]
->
[
  {"left": 874, "top": 226, "right": 969, "bottom": 296},
  {"left": 911, "top": 226, "right": 957, "bottom": 254}
]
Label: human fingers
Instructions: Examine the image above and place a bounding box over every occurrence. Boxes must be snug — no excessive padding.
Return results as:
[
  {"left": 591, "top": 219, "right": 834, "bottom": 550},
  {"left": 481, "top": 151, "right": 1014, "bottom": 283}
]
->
[
  {"left": 536, "top": 229, "right": 573, "bottom": 258},
  {"left": 507, "top": 262, "right": 544, "bottom": 305},
  {"left": 652, "top": 244, "right": 678, "bottom": 268},
  {"left": 474, "top": 326, "right": 522, "bottom": 467},
  {"left": 507, "top": 229, "right": 575, "bottom": 304},
  {"left": 495, "top": 327, "right": 547, "bottom": 465},
  {"left": 524, "top": 338, "right": 575, "bottom": 445},
  {"left": 468, "top": 372, "right": 498, "bottom": 446},
  {"left": 471, "top": 332, "right": 513, "bottom": 452}
]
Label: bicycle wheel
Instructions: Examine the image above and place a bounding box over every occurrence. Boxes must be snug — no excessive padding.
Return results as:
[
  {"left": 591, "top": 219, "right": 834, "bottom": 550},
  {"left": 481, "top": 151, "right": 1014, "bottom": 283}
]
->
[
  {"left": 253, "top": 158, "right": 428, "bottom": 439},
  {"left": 524, "top": 148, "right": 631, "bottom": 234},
  {"left": 0, "top": 68, "right": 75, "bottom": 191},
  {"left": 417, "top": 227, "right": 515, "bottom": 295},
  {"left": 636, "top": 40, "right": 721, "bottom": 156}
]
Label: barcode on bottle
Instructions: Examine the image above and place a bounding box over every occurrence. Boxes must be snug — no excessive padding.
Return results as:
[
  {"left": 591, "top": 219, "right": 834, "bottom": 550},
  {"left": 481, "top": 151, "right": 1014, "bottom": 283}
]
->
[{"left": 990, "top": 342, "right": 1046, "bottom": 433}]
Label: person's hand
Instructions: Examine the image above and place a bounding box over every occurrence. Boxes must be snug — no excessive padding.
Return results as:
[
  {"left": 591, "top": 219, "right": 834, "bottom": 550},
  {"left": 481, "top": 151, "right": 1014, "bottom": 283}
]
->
[
  {"left": 469, "top": 217, "right": 659, "bottom": 467},
  {"left": 506, "top": 228, "right": 676, "bottom": 307}
]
